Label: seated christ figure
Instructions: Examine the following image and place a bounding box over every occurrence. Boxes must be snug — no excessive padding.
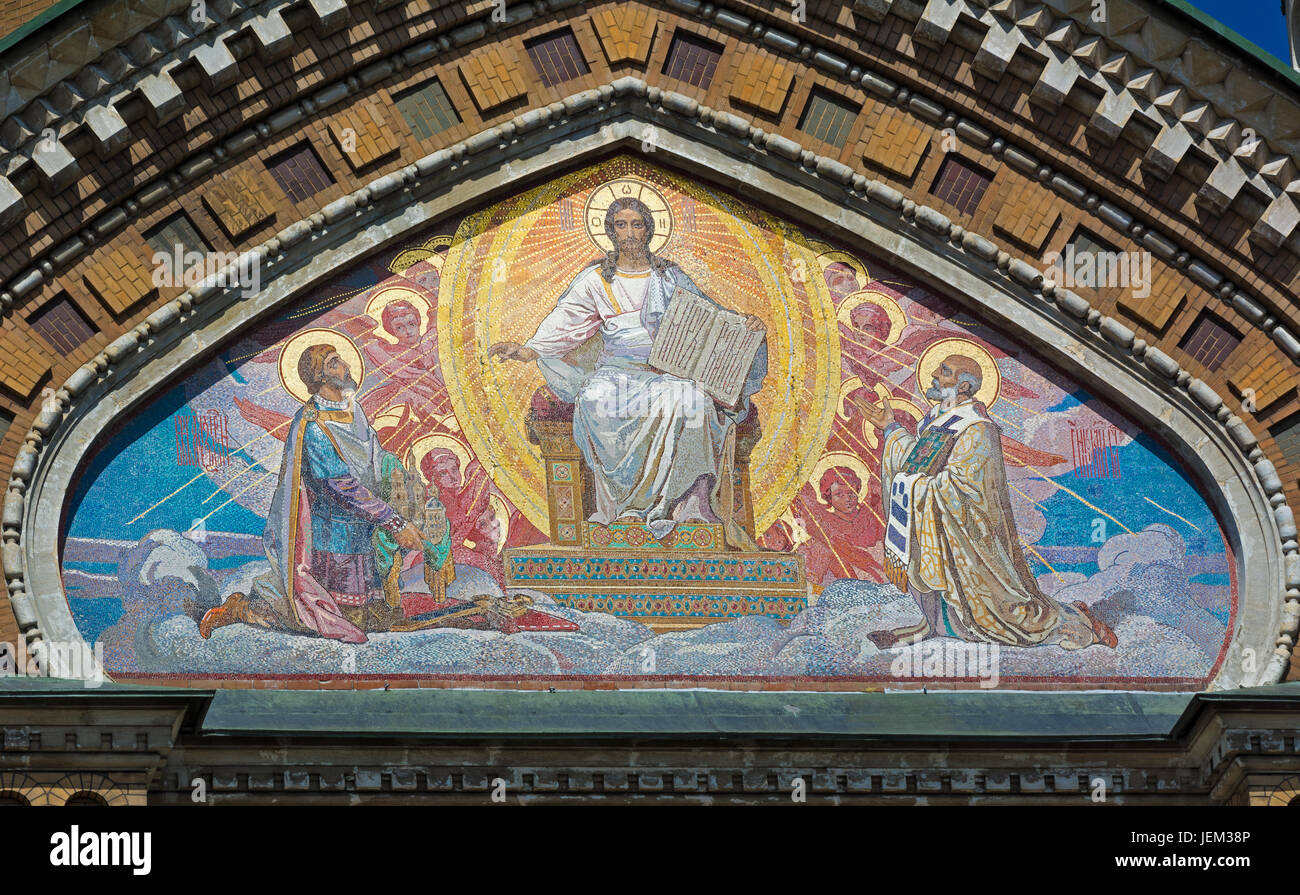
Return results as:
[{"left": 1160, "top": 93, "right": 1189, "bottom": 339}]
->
[{"left": 489, "top": 196, "right": 767, "bottom": 546}]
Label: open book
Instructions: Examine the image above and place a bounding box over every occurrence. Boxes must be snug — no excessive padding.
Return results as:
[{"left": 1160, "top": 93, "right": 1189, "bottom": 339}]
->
[{"left": 649, "top": 287, "right": 765, "bottom": 409}]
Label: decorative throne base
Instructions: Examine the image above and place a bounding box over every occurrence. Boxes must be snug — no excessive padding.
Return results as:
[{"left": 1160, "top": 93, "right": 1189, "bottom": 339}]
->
[
  {"left": 519, "top": 389, "right": 805, "bottom": 631},
  {"left": 505, "top": 521, "right": 808, "bottom": 633}
]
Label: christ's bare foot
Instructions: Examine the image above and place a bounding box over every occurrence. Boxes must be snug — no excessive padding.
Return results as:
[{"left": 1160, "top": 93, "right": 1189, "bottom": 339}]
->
[{"left": 614, "top": 514, "right": 641, "bottom": 524}]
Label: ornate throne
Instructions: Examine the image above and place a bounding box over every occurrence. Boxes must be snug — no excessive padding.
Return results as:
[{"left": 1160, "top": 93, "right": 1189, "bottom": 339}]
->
[
  {"left": 522, "top": 386, "right": 764, "bottom": 548},
  {"left": 503, "top": 387, "right": 807, "bottom": 632}
]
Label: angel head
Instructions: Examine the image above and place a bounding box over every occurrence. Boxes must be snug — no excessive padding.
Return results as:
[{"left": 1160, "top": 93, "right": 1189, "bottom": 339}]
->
[
  {"left": 419, "top": 446, "right": 463, "bottom": 493},
  {"left": 849, "top": 302, "right": 892, "bottom": 347},
  {"left": 819, "top": 467, "right": 863, "bottom": 514},
  {"left": 381, "top": 299, "right": 423, "bottom": 347}
]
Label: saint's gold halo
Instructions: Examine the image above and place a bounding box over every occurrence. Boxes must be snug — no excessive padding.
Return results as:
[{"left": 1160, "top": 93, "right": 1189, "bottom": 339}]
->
[
  {"left": 370, "top": 406, "right": 411, "bottom": 433},
  {"left": 364, "top": 286, "right": 431, "bottom": 344},
  {"left": 583, "top": 178, "right": 673, "bottom": 255},
  {"left": 835, "top": 379, "right": 926, "bottom": 450},
  {"left": 837, "top": 290, "right": 907, "bottom": 345},
  {"left": 278, "top": 329, "right": 366, "bottom": 404},
  {"left": 439, "top": 157, "right": 841, "bottom": 536},
  {"left": 915, "top": 337, "right": 1001, "bottom": 408},
  {"left": 859, "top": 389, "right": 924, "bottom": 452},
  {"left": 408, "top": 433, "right": 474, "bottom": 490},
  {"left": 808, "top": 451, "right": 875, "bottom": 507},
  {"left": 884, "top": 390, "right": 925, "bottom": 422}
]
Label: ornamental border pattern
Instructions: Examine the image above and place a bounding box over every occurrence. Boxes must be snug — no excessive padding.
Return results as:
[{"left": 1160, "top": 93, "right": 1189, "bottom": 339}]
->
[
  {"left": 2, "top": 0, "right": 1298, "bottom": 250},
  {"left": 2, "top": 77, "right": 1295, "bottom": 686}
]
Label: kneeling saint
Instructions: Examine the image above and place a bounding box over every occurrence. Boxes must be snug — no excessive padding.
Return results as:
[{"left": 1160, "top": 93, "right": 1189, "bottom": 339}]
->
[
  {"left": 200, "top": 344, "right": 448, "bottom": 644},
  {"left": 860, "top": 354, "right": 1117, "bottom": 651}
]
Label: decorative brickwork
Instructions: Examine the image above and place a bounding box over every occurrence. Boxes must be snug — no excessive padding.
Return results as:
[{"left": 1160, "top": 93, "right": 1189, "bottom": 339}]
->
[
  {"left": 1067, "top": 227, "right": 1119, "bottom": 258},
  {"left": 392, "top": 78, "right": 461, "bottom": 142},
  {"left": 930, "top": 155, "right": 993, "bottom": 217},
  {"left": 798, "top": 88, "right": 859, "bottom": 148},
  {"left": 727, "top": 51, "right": 793, "bottom": 118},
  {"left": 81, "top": 237, "right": 157, "bottom": 317},
  {"left": 458, "top": 45, "right": 530, "bottom": 113},
  {"left": 143, "top": 211, "right": 211, "bottom": 260},
  {"left": 330, "top": 99, "right": 403, "bottom": 173},
  {"left": 1180, "top": 310, "right": 1242, "bottom": 373},
  {"left": 0, "top": 326, "right": 49, "bottom": 401},
  {"left": 1273, "top": 411, "right": 1300, "bottom": 472},
  {"left": 590, "top": 7, "right": 656, "bottom": 66},
  {"left": 1116, "top": 264, "right": 1185, "bottom": 335},
  {"left": 0, "top": 0, "right": 61, "bottom": 39},
  {"left": 858, "top": 106, "right": 929, "bottom": 181},
  {"left": 1230, "top": 343, "right": 1300, "bottom": 415},
  {"left": 524, "top": 28, "right": 590, "bottom": 88},
  {"left": 202, "top": 167, "right": 278, "bottom": 241},
  {"left": 27, "top": 295, "right": 97, "bottom": 356},
  {"left": 266, "top": 143, "right": 336, "bottom": 203},
  {"left": 991, "top": 170, "right": 1061, "bottom": 254},
  {"left": 662, "top": 30, "right": 722, "bottom": 89}
]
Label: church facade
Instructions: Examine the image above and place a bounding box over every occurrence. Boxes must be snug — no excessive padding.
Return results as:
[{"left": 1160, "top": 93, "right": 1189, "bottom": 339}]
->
[{"left": 0, "top": 0, "right": 1298, "bottom": 804}]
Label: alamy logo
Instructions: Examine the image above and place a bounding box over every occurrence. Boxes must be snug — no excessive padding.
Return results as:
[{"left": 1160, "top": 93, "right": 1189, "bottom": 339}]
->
[
  {"left": 889, "top": 637, "right": 1000, "bottom": 689},
  {"left": 0, "top": 639, "right": 104, "bottom": 688},
  {"left": 1041, "top": 245, "right": 1151, "bottom": 299},
  {"left": 49, "top": 826, "right": 151, "bottom": 876},
  {"left": 151, "top": 246, "right": 261, "bottom": 298}
]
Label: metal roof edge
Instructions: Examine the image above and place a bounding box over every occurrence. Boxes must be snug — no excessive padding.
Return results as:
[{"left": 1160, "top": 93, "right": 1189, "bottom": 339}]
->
[
  {"left": 0, "top": 0, "right": 93, "bottom": 57},
  {"left": 1151, "top": 0, "right": 1300, "bottom": 92}
]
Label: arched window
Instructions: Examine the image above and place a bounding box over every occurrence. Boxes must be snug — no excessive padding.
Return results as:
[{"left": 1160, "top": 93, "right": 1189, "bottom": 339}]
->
[
  {"left": 63, "top": 791, "right": 108, "bottom": 806},
  {"left": 0, "top": 792, "right": 29, "bottom": 806}
]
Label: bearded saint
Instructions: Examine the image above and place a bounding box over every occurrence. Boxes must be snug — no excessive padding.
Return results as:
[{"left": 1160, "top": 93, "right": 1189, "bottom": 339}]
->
[
  {"left": 489, "top": 196, "right": 768, "bottom": 546},
  {"left": 200, "top": 344, "right": 447, "bottom": 644},
  {"left": 860, "top": 353, "right": 1118, "bottom": 651}
]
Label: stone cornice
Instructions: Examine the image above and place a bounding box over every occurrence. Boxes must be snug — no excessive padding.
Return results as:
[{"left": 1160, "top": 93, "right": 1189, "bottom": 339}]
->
[
  {"left": 6, "top": 683, "right": 1299, "bottom": 803},
  {"left": 2, "top": 78, "right": 1293, "bottom": 688},
  {"left": 886, "top": 0, "right": 1300, "bottom": 246}
]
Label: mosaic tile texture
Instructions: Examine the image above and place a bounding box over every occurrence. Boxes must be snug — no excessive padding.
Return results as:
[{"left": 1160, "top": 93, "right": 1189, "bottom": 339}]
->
[{"left": 60, "top": 157, "right": 1236, "bottom": 689}]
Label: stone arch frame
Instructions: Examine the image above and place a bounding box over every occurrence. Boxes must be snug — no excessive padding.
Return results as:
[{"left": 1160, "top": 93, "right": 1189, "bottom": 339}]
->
[
  {"left": 0, "top": 771, "right": 47, "bottom": 806},
  {"left": 48, "top": 773, "right": 138, "bottom": 806},
  {"left": 1261, "top": 774, "right": 1300, "bottom": 806},
  {"left": 5, "top": 81, "right": 1291, "bottom": 688}
]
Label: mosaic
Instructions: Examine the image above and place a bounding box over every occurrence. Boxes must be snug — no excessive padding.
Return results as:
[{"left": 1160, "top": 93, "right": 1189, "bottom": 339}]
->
[{"left": 61, "top": 156, "right": 1236, "bottom": 688}]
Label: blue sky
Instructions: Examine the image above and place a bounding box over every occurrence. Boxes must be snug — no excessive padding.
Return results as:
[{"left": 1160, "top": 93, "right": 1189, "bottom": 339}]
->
[{"left": 1185, "top": 0, "right": 1290, "bottom": 65}]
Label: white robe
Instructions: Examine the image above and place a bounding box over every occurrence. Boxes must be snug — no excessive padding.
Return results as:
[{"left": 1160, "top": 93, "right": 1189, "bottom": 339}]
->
[{"left": 524, "top": 263, "right": 767, "bottom": 539}]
